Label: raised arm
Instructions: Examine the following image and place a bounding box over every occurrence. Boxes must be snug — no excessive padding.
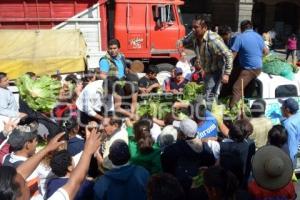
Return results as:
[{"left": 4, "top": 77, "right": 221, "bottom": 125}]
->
[
  {"left": 17, "top": 132, "right": 65, "bottom": 179},
  {"left": 62, "top": 130, "right": 101, "bottom": 200}
]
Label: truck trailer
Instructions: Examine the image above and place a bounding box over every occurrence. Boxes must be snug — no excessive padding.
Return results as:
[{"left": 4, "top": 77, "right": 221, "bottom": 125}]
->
[{"left": 0, "top": 0, "right": 186, "bottom": 79}]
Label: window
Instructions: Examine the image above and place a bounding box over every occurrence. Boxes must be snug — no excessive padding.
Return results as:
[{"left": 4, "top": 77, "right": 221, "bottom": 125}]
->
[
  {"left": 275, "top": 85, "right": 298, "bottom": 98},
  {"left": 152, "top": 5, "right": 175, "bottom": 24},
  {"left": 166, "top": 5, "right": 175, "bottom": 22}
]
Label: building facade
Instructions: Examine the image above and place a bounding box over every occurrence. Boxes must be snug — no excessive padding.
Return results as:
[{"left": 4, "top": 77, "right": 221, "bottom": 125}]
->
[{"left": 182, "top": 0, "right": 299, "bottom": 46}]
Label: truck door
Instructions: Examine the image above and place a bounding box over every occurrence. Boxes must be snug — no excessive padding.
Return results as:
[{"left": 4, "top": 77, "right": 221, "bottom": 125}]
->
[
  {"left": 150, "top": 4, "right": 181, "bottom": 55},
  {"left": 115, "top": 3, "right": 149, "bottom": 58}
]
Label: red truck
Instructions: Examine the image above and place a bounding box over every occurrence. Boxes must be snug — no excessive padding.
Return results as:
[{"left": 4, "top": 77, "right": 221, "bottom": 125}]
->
[{"left": 0, "top": 0, "right": 186, "bottom": 78}]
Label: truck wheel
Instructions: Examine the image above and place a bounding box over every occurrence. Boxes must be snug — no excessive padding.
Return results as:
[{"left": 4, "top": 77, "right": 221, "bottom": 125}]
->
[{"left": 156, "top": 63, "right": 175, "bottom": 72}]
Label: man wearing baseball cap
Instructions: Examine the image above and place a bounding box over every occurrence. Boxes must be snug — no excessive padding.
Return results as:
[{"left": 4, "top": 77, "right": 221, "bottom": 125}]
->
[
  {"left": 280, "top": 98, "right": 300, "bottom": 165},
  {"left": 161, "top": 119, "right": 216, "bottom": 192},
  {"left": 169, "top": 68, "right": 189, "bottom": 94}
]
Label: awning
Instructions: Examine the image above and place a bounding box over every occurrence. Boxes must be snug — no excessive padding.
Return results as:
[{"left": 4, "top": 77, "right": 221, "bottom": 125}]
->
[{"left": 0, "top": 29, "right": 87, "bottom": 79}]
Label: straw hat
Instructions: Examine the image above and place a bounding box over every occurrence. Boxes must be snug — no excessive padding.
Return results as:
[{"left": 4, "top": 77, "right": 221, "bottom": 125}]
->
[{"left": 251, "top": 145, "right": 293, "bottom": 190}]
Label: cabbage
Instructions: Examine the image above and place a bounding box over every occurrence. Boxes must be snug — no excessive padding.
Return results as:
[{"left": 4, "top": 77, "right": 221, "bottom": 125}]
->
[
  {"left": 16, "top": 75, "right": 61, "bottom": 112},
  {"left": 137, "top": 100, "right": 171, "bottom": 119},
  {"left": 183, "top": 82, "right": 204, "bottom": 102}
]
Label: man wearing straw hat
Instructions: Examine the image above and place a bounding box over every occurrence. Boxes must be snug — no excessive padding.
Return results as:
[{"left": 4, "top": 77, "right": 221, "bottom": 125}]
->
[
  {"left": 248, "top": 145, "right": 296, "bottom": 199},
  {"left": 229, "top": 20, "right": 269, "bottom": 108}
]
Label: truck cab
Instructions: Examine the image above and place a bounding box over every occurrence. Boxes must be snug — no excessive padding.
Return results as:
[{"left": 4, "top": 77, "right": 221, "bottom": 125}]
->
[
  {"left": 246, "top": 72, "right": 300, "bottom": 125},
  {"left": 113, "top": 0, "right": 186, "bottom": 70}
]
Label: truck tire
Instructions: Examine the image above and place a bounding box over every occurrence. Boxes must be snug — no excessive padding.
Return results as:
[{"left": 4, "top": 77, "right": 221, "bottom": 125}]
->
[{"left": 156, "top": 63, "right": 175, "bottom": 72}]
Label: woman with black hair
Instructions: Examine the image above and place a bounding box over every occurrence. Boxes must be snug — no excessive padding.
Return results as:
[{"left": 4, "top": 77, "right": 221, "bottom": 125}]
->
[
  {"left": 0, "top": 166, "right": 30, "bottom": 200},
  {"left": 127, "top": 119, "right": 162, "bottom": 174},
  {"left": 219, "top": 120, "right": 255, "bottom": 189}
]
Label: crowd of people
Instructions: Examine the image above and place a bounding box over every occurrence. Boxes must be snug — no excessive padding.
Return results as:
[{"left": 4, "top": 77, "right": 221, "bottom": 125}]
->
[{"left": 0, "top": 14, "right": 299, "bottom": 200}]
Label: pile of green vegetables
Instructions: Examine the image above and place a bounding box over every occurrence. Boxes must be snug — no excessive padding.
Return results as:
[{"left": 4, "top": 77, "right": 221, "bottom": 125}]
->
[
  {"left": 16, "top": 75, "right": 62, "bottom": 112},
  {"left": 212, "top": 98, "right": 251, "bottom": 122},
  {"left": 183, "top": 82, "right": 204, "bottom": 103},
  {"left": 137, "top": 100, "right": 172, "bottom": 119},
  {"left": 137, "top": 82, "right": 204, "bottom": 119},
  {"left": 263, "top": 54, "right": 298, "bottom": 80}
]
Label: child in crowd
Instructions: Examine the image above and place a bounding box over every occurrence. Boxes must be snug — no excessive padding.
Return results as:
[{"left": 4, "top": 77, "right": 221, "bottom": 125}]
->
[
  {"left": 191, "top": 57, "right": 204, "bottom": 84},
  {"left": 169, "top": 68, "right": 189, "bottom": 94},
  {"left": 176, "top": 51, "right": 192, "bottom": 80},
  {"left": 47, "top": 150, "right": 94, "bottom": 200},
  {"left": 138, "top": 65, "right": 160, "bottom": 93}
]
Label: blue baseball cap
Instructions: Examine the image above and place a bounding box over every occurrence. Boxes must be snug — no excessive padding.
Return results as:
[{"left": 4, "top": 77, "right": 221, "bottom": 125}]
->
[
  {"left": 279, "top": 98, "right": 299, "bottom": 114},
  {"left": 175, "top": 67, "right": 183, "bottom": 75}
]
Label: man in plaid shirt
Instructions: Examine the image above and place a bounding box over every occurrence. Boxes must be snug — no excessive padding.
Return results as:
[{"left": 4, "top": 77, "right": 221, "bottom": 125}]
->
[{"left": 191, "top": 14, "right": 233, "bottom": 105}]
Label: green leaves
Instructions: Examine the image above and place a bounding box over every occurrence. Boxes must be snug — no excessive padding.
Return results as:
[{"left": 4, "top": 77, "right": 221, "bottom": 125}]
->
[
  {"left": 137, "top": 100, "right": 172, "bottom": 120},
  {"left": 221, "top": 98, "right": 251, "bottom": 122},
  {"left": 16, "top": 74, "right": 62, "bottom": 112},
  {"left": 183, "top": 82, "right": 204, "bottom": 102}
]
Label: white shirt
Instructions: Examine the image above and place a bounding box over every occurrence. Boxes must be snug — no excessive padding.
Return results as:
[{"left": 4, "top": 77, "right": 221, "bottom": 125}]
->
[
  {"left": 150, "top": 123, "right": 162, "bottom": 142},
  {"left": 206, "top": 140, "right": 220, "bottom": 160},
  {"left": 0, "top": 87, "right": 20, "bottom": 132},
  {"left": 36, "top": 163, "right": 55, "bottom": 198},
  {"left": 102, "top": 128, "right": 129, "bottom": 170},
  {"left": 48, "top": 188, "right": 69, "bottom": 200},
  {"left": 2, "top": 153, "right": 45, "bottom": 200},
  {"left": 76, "top": 80, "right": 114, "bottom": 117}
]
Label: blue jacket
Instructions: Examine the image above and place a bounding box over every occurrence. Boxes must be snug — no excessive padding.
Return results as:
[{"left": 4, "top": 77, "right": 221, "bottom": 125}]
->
[
  {"left": 93, "top": 164, "right": 149, "bottom": 200},
  {"left": 282, "top": 112, "right": 300, "bottom": 165},
  {"left": 47, "top": 178, "right": 94, "bottom": 200}
]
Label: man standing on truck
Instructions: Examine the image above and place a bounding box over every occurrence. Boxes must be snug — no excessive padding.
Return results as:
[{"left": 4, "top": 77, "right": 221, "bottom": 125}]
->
[
  {"left": 191, "top": 14, "right": 233, "bottom": 104},
  {"left": 99, "top": 39, "right": 127, "bottom": 80},
  {"left": 229, "top": 20, "right": 269, "bottom": 108}
]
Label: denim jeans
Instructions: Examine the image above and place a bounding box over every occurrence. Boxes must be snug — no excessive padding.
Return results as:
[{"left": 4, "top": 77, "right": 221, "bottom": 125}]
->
[{"left": 204, "top": 71, "right": 222, "bottom": 108}]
